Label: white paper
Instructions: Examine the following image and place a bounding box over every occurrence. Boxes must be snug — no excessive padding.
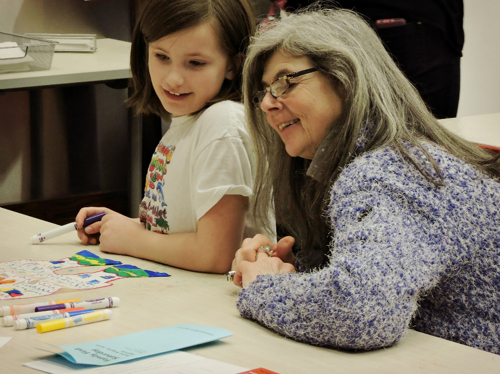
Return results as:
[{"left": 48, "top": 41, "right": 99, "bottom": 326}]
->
[
  {"left": 24, "top": 351, "right": 248, "bottom": 374},
  {"left": 0, "top": 336, "right": 12, "bottom": 349}
]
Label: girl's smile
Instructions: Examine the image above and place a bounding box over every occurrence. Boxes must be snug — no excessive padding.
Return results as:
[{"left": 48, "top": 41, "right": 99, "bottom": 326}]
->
[{"left": 163, "top": 90, "right": 191, "bottom": 101}]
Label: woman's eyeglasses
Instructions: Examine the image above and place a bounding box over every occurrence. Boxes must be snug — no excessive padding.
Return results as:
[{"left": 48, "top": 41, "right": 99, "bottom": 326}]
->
[{"left": 252, "top": 67, "right": 318, "bottom": 108}]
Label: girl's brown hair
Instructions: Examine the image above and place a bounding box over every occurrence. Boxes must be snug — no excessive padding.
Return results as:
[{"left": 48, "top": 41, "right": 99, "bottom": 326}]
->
[{"left": 129, "top": 0, "right": 255, "bottom": 120}]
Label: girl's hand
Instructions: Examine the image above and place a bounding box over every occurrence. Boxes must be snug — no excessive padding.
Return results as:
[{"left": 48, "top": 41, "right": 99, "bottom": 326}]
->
[
  {"left": 94, "top": 213, "right": 145, "bottom": 256},
  {"left": 76, "top": 208, "right": 145, "bottom": 256},
  {"left": 75, "top": 207, "right": 111, "bottom": 245},
  {"left": 231, "top": 233, "right": 296, "bottom": 287}
]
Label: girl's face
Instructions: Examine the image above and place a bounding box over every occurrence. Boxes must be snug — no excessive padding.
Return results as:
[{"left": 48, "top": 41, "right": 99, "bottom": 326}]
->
[
  {"left": 260, "top": 51, "right": 343, "bottom": 159},
  {"left": 148, "top": 21, "right": 235, "bottom": 117}
]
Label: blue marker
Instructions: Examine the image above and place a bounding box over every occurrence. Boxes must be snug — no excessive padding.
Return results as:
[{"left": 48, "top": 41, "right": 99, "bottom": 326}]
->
[
  {"left": 13, "top": 309, "right": 94, "bottom": 330},
  {"left": 31, "top": 212, "right": 105, "bottom": 244}
]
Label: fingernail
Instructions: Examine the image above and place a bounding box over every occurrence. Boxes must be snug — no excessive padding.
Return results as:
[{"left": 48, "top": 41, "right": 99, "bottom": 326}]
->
[{"left": 85, "top": 226, "right": 93, "bottom": 234}]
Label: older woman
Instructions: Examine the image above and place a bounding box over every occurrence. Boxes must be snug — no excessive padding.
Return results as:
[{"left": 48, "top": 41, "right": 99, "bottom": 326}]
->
[{"left": 231, "top": 9, "right": 500, "bottom": 354}]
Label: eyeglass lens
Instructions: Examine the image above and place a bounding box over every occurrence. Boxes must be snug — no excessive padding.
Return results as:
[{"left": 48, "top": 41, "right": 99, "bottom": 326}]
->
[
  {"left": 252, "top": 68, "right": 318, "bottom": 108},
  {"left": 253, "top": 77, "right": 289, "bottom": 108}
]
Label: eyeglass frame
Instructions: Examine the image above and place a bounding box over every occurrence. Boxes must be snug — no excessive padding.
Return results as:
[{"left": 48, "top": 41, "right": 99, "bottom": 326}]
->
[{"left": 252, "top": 67, "right": 318, "bottom": 108}]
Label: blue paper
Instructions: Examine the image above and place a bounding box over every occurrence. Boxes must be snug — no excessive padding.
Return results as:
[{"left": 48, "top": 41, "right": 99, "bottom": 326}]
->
[{"left": 57, "top": 324, "right": 232, "bottom": 366}]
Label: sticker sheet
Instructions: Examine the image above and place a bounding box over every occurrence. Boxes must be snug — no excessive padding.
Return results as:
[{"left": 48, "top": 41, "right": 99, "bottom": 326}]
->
[{"left": 0, "top": 250, "right": 169, "bottom": 300}]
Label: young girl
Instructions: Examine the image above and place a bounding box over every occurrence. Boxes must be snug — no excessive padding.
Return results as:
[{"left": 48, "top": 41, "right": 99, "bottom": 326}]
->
[{"left": 76, "top": 0, "right": 257, "bottom": 274}]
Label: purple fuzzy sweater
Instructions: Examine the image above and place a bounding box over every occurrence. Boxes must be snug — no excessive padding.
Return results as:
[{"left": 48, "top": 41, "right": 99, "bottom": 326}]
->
[{"left": 237, "top": 143, "right": 500, "bottom": 354}]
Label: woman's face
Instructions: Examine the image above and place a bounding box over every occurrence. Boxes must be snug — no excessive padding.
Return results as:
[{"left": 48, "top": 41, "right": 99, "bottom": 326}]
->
[{"left": 260, "top": 51, "right": 343, "bottom": 159}]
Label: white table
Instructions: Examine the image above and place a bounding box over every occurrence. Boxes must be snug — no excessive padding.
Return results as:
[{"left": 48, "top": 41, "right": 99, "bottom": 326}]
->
[
  {"left": 439, "top": 113, "right": 500, "bottom": 149},
  {"left": 1, "top": 208, "right": 500, "bottom": 373}
]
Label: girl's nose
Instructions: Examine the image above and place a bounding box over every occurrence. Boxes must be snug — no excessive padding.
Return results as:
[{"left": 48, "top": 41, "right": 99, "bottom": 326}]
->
[{"left": 165, "top": 67, "right": 184, "bottom": 88}]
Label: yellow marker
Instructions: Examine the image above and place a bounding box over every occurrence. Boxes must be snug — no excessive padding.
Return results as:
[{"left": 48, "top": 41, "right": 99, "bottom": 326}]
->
[{"left": 36, "top": 309, "right": 112, "bottom": 333}]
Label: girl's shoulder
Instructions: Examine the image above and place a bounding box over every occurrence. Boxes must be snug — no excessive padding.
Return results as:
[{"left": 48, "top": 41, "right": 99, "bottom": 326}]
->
[
  {"left": 194, "top": 100, "right": 247, "bottom": 138},
  {"left": 198, "top": 100, "right": 245, "bottom": 124}
]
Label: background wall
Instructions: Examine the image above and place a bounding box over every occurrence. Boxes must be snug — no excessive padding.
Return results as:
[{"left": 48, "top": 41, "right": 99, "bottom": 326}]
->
[
  {"left": 457, "top": 0, "right": 500, "bottom": 117},
  {"left": 0, "top": 0, "right": 499, "bottom": 210},
  {"left": 0, "top": 0, "right": 131, "bottom": 209}
]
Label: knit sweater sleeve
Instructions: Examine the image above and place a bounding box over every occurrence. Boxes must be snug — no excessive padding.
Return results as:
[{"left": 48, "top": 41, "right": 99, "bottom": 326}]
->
[{"left": 237, "top": 150, "right": 455, "bottom": 350}]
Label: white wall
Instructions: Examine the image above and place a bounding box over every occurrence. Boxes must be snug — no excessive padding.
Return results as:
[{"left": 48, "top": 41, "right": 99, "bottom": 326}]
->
[
  {"left": 0, "top": 0, "right": 130, "bottom": 204},
  {"left": 458, "top": 0, "right": 500, "bottom": 117}
]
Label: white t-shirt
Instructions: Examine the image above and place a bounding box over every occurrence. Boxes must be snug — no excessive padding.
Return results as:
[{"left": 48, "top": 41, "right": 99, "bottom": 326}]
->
[{"left": 139, "top": 100, "right": 254, "bottom": 235}]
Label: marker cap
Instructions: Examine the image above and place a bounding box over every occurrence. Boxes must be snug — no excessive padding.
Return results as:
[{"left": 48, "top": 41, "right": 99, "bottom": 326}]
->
[
  {"left": 35, "top": 303, "right": 66, "bottom": 312},
  {"left": 83, "top": 212, "right": 106, "bottom": 227},
  {"left": 1, "top": 315, "right": 13, "bottom": 326},
  {"left": 13, "top": 319, "right": 28, "bottom": 330}
]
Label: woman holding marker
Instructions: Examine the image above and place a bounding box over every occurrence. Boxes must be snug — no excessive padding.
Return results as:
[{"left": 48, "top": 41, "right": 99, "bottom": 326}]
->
[
  {"left": 230, "top": 8, "right": 500, "bottom": 354},
  {"left": 76, "top": 0, "right": 264, "bottom": 274}
]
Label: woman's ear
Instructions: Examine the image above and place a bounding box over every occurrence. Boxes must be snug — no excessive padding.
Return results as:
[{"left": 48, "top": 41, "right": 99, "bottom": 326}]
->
[{"left": 225, "top": 52, "right": 245, "bottom": 81}]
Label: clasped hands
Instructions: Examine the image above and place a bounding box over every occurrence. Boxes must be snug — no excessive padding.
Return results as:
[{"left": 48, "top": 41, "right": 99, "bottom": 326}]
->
[{"left": 231, "top": 234, "right": 296, "bottom": 288}]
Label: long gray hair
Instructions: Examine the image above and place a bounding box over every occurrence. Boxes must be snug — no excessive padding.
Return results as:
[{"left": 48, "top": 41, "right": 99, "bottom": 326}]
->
[{"left": 243, "top": 8, "right": 500, "bottom": 269}]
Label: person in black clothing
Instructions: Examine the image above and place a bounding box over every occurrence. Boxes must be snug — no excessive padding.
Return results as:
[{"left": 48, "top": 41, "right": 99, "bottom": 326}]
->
[{"left": 279, "top": 0, "right": 464, "bottom": 119}]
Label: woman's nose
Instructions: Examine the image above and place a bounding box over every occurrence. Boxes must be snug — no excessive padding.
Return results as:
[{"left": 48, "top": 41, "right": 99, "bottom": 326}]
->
[{"left": 260, "top": 91, "right": 282, "bottom": 112}]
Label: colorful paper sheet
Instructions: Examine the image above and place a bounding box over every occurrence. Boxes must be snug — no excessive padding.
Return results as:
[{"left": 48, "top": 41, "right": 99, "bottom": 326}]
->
[{"left": 0, "top": 251, "right": 169, "bottom": 299}]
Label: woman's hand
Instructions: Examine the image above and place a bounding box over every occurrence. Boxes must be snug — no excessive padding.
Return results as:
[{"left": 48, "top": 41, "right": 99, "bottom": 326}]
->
[
  {"left": 231, "top": 234, "right": 296, "bottom": 287},
  {"left": 238, "top": 251, "right": 296, "bottom": 288}
]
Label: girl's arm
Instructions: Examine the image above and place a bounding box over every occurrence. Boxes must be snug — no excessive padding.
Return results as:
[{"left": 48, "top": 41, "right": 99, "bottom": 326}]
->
[{"left": 78, "top": 194, "right": 248, "bottom": 274}]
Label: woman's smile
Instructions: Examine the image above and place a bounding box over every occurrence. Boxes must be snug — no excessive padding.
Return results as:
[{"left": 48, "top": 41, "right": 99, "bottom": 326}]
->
[
  {"left": 261, "top": 51, "right": 343, "bottom": 159},
  {"left": 278, "top": 118, "right": 300, "bottom": 131}
]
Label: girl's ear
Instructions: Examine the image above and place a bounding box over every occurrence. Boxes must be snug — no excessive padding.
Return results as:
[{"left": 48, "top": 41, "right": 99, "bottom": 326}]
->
[{"left": 225, "top": 52, "right": 245, "bottom": 81}]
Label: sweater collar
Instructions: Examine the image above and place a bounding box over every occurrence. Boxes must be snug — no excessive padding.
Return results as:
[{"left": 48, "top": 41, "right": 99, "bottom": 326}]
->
[{"left": 306, "top": 121, "right": 373, "bottom": 181}]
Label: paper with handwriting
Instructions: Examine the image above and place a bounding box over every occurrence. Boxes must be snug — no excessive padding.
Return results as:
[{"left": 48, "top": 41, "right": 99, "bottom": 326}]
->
[{"left": 25, "top": 350, "right": 248, "bottom": 374}]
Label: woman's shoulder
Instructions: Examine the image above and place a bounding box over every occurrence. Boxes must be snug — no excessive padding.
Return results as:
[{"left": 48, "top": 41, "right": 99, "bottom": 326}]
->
[
  {"left": 342, "top": 142, "right": 475, "bottom": 180},
  {"left": 338, "top": 145, "right": 415, "bottom": 184},
  {"left": 334, "top": 142, "right": 497, "bottom": 197}
]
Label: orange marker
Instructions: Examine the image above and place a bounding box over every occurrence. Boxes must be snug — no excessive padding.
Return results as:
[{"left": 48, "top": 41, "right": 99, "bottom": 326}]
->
[{"left": 0, "top": 298, "right": 82, "bottom": 316}]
